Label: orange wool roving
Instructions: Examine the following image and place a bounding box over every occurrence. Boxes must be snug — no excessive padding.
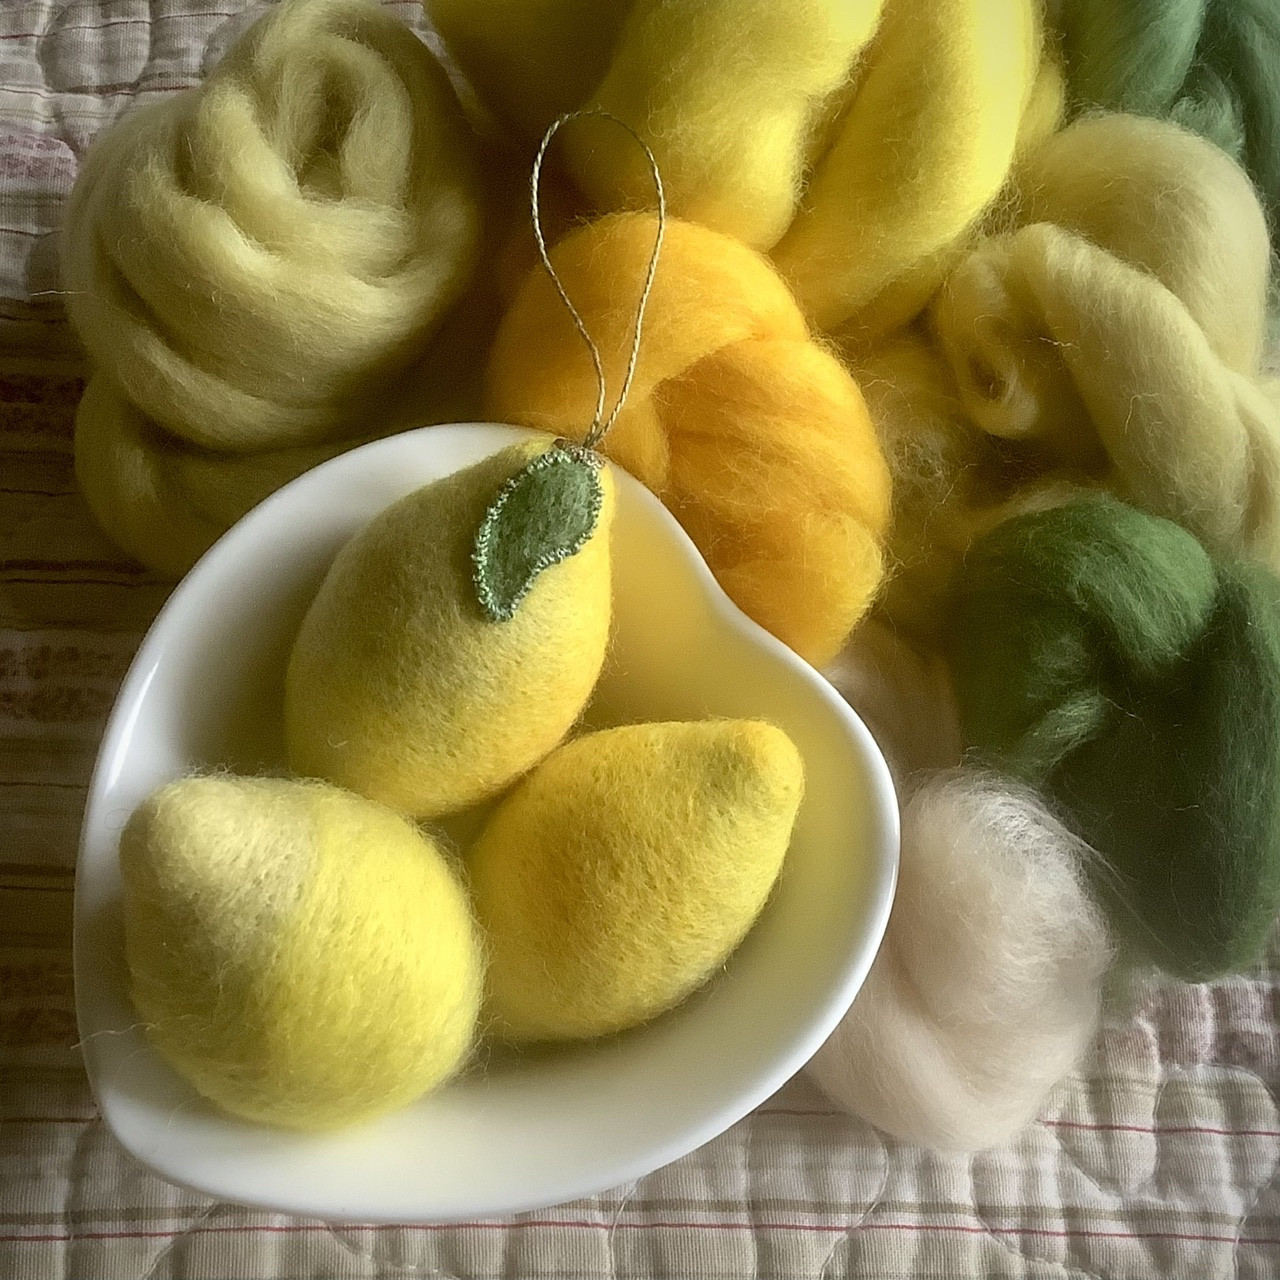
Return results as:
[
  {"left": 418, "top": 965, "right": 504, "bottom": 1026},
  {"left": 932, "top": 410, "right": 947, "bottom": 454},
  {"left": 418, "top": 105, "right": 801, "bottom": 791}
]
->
[{"left": 484, "top": 212, "right": 892, "bottom": 666}]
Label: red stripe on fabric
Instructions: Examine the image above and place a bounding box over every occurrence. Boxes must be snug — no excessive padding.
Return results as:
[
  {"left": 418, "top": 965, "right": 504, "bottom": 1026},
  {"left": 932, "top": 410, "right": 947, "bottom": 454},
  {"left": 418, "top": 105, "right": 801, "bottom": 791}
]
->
[
  {"left": 1043, "top": 1119, "right": 1280, "bottom": 1139},
  {"left": 0, "top": 1116, "right": 96, "bottom": 1124},
  {"left": 0, "top": 13, "right": 241, "bottom": 41},
  {"left": 3, "top": 1220, "right": 1278, "bottom": 1245},
  {"left": 0, "top": 83, "right": 195, "bottom": 99}
]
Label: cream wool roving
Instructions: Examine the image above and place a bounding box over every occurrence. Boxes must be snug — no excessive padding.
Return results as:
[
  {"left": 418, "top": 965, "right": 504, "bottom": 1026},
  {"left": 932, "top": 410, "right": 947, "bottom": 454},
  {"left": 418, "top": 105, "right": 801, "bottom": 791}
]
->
[
  {"left": 823, "top": 618, "right": 964, "bottom": 780},
  {"left": 807, "top": 771, "right": 1111, "bottom": 1151},
  {"left": 120, "top": 775, "right": 484, "bottom": 1130},
  {"left": 950, "top": 495, "right": 1280, "bottom": 981},
  {"left": 286, "top": 441, "right": 614, "bottom": 818},
  {"left": 485, "top": 212, "right": 891, "bottom": 667},
  {"left": 61, "top": 0, "right": 481, "bottom": 452},
  {"left": 467, "top": 720, "right": 804, "bottom": 1042},
  {"left": 933, "top": 113, "right": 1280, "bottom": 567},
  {"left": 770, "top": 0, "right": 1042, "bottom": 341}
]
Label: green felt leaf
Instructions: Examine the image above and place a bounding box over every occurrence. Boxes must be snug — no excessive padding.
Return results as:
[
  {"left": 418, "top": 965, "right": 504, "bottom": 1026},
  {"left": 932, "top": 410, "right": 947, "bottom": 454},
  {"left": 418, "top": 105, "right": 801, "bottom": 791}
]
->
[{"left": 472, "top": 445, "right": 604, "bottom": 622}]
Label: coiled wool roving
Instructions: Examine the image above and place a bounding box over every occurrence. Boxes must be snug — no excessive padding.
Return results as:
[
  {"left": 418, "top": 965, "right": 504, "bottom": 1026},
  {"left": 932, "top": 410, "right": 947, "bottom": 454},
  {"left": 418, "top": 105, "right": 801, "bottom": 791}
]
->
[
  {"left": 770, "top": 0, "right": 1043, "bottom": 339},
  {"left": 932, "top": 113, "right": 1280, "bottom": 569},
  {"left": 950, "top": 495, "right": 1280, "bottom": 981},
  {"left": 61, "top": 0, "right": 482, "bottom": 452},
  {"left": 120, "top": 775, "right": 484, "bottom": 1130},
  {"left": 74, "top": 376, "right": 351, "bottom": 578},
  {"left": 850, "top": 330, "right": 1085, "bottom": 640},
  {"left": 807, "top": 771, "right": 1111, "bottom": 1151},
  {"left": 428, "top": 0, "right": 1046, "bottom": 340},
  {"left": 428, "top": 0, "right": 881, "bottom": 252},
  {"left": 1059, "top": 0, "right": 1280, "bottom": 244},
  {"left": 484, "top": 212, "right": 891, "bottom": 667}
]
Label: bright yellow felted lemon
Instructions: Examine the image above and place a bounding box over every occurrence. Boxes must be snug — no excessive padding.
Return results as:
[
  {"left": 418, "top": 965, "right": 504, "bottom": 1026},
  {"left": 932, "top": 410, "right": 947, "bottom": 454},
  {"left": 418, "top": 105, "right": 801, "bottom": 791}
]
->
[
  {"left": 285, "top": 441, "right": 614, "bottom": 818},
  {"left": 119, "top": 775, "right": 484, "bottom": 1130},
  {"left": 468, "top": 719, "right": 805, "bottom": 1041}
]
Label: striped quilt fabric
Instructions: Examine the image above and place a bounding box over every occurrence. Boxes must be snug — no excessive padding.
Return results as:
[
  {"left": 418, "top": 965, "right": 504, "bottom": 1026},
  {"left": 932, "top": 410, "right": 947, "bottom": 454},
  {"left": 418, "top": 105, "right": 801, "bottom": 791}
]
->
[{"left": 0, "top": 4, "right": 1278, "bottom": 1277}]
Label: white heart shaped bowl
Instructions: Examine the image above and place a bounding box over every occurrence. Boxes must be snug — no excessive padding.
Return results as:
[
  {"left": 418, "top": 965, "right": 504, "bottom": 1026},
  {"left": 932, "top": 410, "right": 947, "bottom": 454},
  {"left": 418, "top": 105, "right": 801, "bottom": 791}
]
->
[{"left": 75, "top": 424, "right": 899, "bottom": 1223}]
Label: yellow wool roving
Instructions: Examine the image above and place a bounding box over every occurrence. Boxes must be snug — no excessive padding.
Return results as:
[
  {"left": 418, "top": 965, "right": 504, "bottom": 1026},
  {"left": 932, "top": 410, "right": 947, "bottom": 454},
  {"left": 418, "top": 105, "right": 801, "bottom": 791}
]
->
[
  {"left": 808, "top": 771, "right": 1111, "bottom": 1151},
  {"left": 770, "top": 0, "right": 1043, "bottom": 340},
  {"left": 286, "top": 442, "right": 614, "bottom": 818},
  {"left": 120, "top": 775, "right": 484, "bottom": 1130},
  {"left": 559, "top": 0, "right": 882, "bottom": 251},
  {"left": 468, "top": 720, "right": 804, "bottom": 1042},
  {"left": 485, "top": 212, "right": 891, "bottom": 667},
  {"left": 61, "top": 0, "right": 481, "bottom": 452},
  {"left": 932, "top": 113, "right": 1280, "bottom": 567},
  {"left": 74, "top": 376, "right": 350, "bottom": 578}
]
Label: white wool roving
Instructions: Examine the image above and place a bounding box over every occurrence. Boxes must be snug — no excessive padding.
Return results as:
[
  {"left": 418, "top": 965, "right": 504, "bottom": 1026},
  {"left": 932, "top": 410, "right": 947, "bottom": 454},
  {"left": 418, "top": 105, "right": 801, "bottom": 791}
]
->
[
  {"left": 807, "top": 771, "right": 1112, "bottom": 1151},
  {"left": 823, "top": 618, "right": 964, "bottom": 779},
  {"left": 60, "top": 0, "right": 482, "bottom": 452}
]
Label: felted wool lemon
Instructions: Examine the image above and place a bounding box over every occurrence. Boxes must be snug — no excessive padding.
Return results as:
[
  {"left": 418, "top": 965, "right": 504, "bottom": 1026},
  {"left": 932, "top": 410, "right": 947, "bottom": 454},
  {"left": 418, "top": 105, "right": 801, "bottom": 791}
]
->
[
  {"left": 468, "top": 720, "right": 805, "bottom": 1041},
  {"left": 119, "top": 775, "right": 484, "bottom": 1130},
  {"left": 286, "top": 441, "right": 614, "bottom": 817}
]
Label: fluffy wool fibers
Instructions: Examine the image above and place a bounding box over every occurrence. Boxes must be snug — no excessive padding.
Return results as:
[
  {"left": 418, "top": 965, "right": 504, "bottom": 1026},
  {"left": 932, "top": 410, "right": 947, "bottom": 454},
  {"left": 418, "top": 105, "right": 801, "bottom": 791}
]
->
[
  {"left": 850, "top": 331, "right": 1085, "bottom": 639},
  {"left": 61, "top": 0, "right": 481, "bottom": 451},
  {"left": 74, "top": 375, "right": 350, "bottom": 577},
  {"left": 951, "top": 495, "right": 1280, "bottom": 980},
  {"left": 286, "top": 442, "right": 614, "bottom": 818},
  {"left": 560, "top": 0, "right": 880, "bottom": 250},
  {"left": 823, "top": 618, "right": 964, "bottom": 780},
  {"left": 770, "top": 0, "right": 1042, "bottom": 340},
  {"left": 468, "top": 720, "right": 803, "bottom": 1042},
  {"left": 933, "top": 113, "right": 1280, "bottom": 568},
  {"left": 807, "top": 770, "right": 1111, "bottom": 1151},
  {"left": 120, "top": 775, "right": 484, "bottom": 1129},
  {"left": 1059, "top": 0, "right": 1280, "bottom": 244},
  {"left": 485, "top": 212, "right": 891, "bottom": 667}
]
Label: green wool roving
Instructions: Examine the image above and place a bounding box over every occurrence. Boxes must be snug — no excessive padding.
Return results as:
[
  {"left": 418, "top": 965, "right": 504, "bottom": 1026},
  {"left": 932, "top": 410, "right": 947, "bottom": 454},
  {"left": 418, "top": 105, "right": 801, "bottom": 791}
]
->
[
  {"left": 1060, "top": 0, "right": 1280, "bottom": 245},
  {"left": 949, "top": 494, "right": 1280, "bottom": 981}
]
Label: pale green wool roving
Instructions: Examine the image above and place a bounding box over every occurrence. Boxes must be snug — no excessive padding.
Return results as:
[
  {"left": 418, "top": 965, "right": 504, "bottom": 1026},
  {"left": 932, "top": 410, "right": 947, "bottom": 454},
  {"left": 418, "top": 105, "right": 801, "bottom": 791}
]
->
[
  {"left": 1060, "top": 0, "right": 1280, "bottom": 244},
  {"left": 60, "top": 0, "right": 482, "bottom": 452},
  {"left": 950, "top": 495, "right": 1280, "bottom": 980},
  {"left": 120, "top": 775, "right": 484, "bottom": 1130}
]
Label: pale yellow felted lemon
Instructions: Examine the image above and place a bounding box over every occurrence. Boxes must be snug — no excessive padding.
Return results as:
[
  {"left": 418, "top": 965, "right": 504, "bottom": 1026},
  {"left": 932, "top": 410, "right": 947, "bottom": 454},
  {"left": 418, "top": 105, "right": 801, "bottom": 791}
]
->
[
  {"left": 119, "top": 775, "right": 484, "bottom": 1130},
  {"left": 285, "top": 442, "right": 614, "bottom": 817},
  {"left": 468, "top": 719, "right": 805, "bottom": 1041}
]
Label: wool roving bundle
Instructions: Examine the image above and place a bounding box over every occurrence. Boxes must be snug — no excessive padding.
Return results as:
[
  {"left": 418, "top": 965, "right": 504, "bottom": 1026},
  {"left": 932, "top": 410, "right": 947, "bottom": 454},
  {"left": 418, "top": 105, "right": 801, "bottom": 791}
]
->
[
  {"left": 933, "top": 114, "right": 1280, "bottom": 567},
  {"left": 120, "top": 775, "right": 484, "bottom": 1129},
  {"left": 770, "top": 0, "right": 1043, "bottom": 340},
  {"left": 61, "top": 0, "right": 481, "bottom": 452},
  {"left": 807, "top": 771, "right": 1111, "bottom": 1151},
  {"left": 428, "top": 0, "right": 879, "bottom": 252},
  {"left": 286, "top": 442, "right": 614, "bottom": 818},
  {"left": 467, "top": 720, "right": 804, "bottom": 1042},
  {"left": 950, "top": 495, "right": 1280, "bottom": 980},
  {"left": 557, "top": 0, "right": 881, "bottom": 252},
  {"left": 1059, "top": 0, "right": 1280, "bottom": 244},
  {"left": 74, "top": 376, "right": 350, "bottom": 578},
  {"left": 485, "top": 212, "right": 891, "bottom": 667},
  {"left": 850, "top": 330, "right": 1085, "bottom": 639},
  {"left": 823, "top": 619, "right": 964, "bottom": 781}
]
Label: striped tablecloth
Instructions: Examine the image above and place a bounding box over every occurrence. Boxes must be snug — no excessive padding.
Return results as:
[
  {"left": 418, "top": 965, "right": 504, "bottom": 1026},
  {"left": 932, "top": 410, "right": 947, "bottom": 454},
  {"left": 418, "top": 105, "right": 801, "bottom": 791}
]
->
[{"left": 1, "top": 3, "right": 1279, "bottom": 1277}]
